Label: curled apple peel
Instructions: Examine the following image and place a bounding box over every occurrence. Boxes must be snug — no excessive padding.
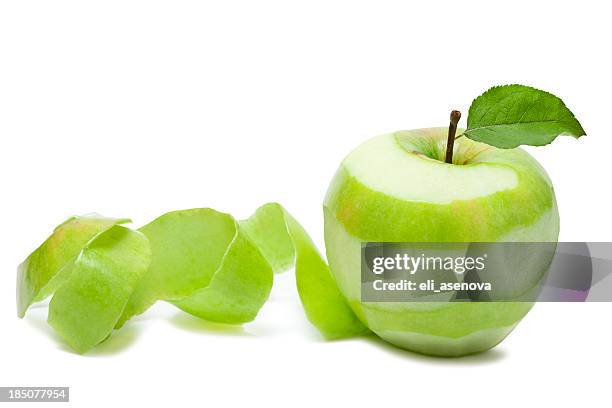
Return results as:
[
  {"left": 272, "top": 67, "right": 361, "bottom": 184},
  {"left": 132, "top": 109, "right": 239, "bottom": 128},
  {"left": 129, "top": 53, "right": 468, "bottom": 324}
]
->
[{"left": 18, "top": 204, "right": 367, "bottom": 353}]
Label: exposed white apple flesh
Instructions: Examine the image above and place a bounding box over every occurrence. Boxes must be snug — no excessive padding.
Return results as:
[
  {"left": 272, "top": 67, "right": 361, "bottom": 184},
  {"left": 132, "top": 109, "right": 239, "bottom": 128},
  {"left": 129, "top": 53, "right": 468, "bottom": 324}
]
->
[{"left": 324, "top": 128, "right": 559, "bottom": 356}]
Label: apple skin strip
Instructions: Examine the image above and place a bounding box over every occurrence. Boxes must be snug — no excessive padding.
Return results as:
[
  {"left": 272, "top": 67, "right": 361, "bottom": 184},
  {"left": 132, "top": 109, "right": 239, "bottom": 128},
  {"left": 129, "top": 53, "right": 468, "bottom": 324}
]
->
[
  {"left": 120, "top": 204, "right": 367, "bottom": 337},
  {"left": 17, "top": 215, "right": 129, "bottom": 318},
  {"left": 18, "top": 204, "right": 366, "bottom": 353},
  {"left": 117, "top": 208, "right": 275, "bottom": 327},
  {"left": 169, "top": 230, "right": 274, "bottom": 324},
  {"left": 48, "top": 226, "right": 151, "bottom": 353},
  {"left": 241, "top": 203, "right": 368, "bottom": 339}
]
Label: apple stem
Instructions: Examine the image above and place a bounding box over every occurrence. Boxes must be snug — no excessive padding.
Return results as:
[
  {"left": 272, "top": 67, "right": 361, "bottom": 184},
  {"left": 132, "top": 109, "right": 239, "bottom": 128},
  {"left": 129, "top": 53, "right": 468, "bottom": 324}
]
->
[{"left": 445, "top": 110, "right": 462, "bottom": 164}]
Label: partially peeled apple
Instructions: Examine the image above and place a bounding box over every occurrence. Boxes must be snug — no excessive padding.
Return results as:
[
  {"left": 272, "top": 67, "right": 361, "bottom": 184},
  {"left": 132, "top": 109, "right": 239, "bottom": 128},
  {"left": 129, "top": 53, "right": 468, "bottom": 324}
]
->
[{"left": 323, "top": 127, "right": 560, "bottom": 356}]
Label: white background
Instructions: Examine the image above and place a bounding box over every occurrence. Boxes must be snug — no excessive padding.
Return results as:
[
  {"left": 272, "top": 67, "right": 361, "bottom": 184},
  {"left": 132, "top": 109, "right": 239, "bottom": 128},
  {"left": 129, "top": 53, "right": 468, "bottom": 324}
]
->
[{"left": 1, "top": 1, "right": 611, "bottom": 407}]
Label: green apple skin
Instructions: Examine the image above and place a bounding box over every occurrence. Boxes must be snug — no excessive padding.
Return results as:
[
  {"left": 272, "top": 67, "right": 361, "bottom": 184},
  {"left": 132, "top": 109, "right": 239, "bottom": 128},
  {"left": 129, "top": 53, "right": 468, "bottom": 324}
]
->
[{"left": 323, "top": 128, "right": 559, "bottom": 357}]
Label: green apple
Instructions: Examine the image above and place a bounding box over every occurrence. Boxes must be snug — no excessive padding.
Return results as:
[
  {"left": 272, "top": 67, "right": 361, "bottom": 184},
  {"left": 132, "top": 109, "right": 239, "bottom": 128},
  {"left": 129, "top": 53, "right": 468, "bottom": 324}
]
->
[{"left": 323, "top": 127, "right": 560, "bottom": 356}]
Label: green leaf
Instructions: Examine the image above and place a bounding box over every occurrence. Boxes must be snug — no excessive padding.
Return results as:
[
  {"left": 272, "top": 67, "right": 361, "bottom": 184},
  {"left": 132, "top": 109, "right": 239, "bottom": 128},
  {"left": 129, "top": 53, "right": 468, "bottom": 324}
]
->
[{"left": 464, "top": 84, "right": 586, "bottom": 148}]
